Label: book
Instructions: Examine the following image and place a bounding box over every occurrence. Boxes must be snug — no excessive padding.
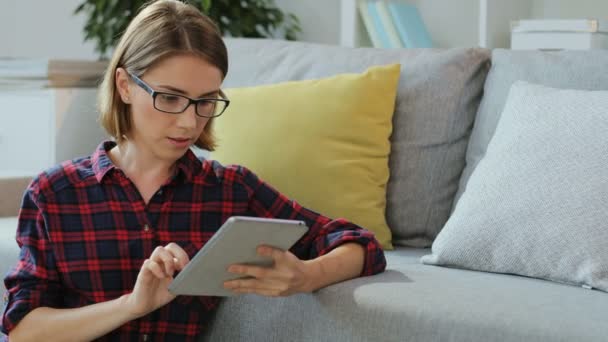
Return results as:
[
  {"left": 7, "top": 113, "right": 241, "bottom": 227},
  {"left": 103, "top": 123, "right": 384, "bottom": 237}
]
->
[
  {"left": 357, "top": 0, "right": 383, "bottom": 47},
  {"left": 386, "top": 2, "right": 433, "bottom": 48},
  {"left": 511, "top": 31, "right": 608, "bottom": 50},
  {"left": 0, "top": 58, "right": 107, "bottom": 88},
  {"left": 0, "top": 58, "right": 50, "bottom": 78},
  {"left": 367, "top": 1, "right": 393, "bottom": 48},
  {"left": 375, "top": 1, "right": 404, "bottom": 48},
  {"left": 511, "top": 19, "right": 608, "bottom": 34},
  {"left": 511, "top": 19, "right": 608, "bottom": 50},
  {"left": 47, "top": 60, "right": 108, "bottom": 87}
]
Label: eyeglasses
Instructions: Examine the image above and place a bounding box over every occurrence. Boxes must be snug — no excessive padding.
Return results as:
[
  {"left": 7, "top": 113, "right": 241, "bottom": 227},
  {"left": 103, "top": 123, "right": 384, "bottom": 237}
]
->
[{"left": 128, "top": 72, "right": 230, "bottom": 118}]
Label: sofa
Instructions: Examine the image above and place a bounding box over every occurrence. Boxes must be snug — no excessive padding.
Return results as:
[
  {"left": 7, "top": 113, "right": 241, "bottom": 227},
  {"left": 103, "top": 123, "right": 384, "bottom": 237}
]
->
[{"left": 2, "top": 38, "right": 608, "bottom": 341}]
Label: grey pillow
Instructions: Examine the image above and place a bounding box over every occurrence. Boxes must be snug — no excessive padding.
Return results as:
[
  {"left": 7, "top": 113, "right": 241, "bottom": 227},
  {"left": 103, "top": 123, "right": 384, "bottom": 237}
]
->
[
  {"left": 454, "top": 49, "right": 608, "bottom": 209},
  {"left": 223, "top": 38, "right": 490, "bottom": 247},
  {"left": 422, "top": 81, "right": 608, "bottom": 292}
]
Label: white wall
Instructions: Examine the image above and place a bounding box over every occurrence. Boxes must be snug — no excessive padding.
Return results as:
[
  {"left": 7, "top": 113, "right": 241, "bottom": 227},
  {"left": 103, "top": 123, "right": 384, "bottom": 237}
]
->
[
  {"left": 532, "top": 0, "right": 608, "bottom": 18},
  {"left": 0, "top": 0, "right": 97, "bottom": 59},
  {"left": 2, "top": 0, "right": 606, "bottom": 60},
  {"left": 0, "top": 0, "right": 16, "bottom": 57},
  {"left": 482, "top": 0, "right": 532, "bottom": 49},
  {"left": 0, "top": 0, "right": 341, "bottom": 60},
  {"left": 361, "top": 0, "right": 608, "bottom": 49},
  {"left": 275, "top": 0, "right": 341, "bottom": 45},
  {"left": 411, "top": 0, "right": 479, "bottom": 48}
]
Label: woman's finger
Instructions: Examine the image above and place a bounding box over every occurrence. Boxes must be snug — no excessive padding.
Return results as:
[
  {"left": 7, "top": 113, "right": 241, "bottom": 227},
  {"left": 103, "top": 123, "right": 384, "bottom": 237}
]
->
[
  {"left": 228, "top": 264, "right": 271, "bottom": 279},
  {"left": 150, "top": 246, "right": 176, "bottom": 276},
  {"left": 224, "top": 278, "right": 261, "bottom": 290},
  {"left": 225, "top": 277, "right": 287, "bottom": 293},
  {"left": 164, "top": 243, "right": 190, "bottom": 269},
  {"left": 142, "top": 259, "right": 167, "bottom": 279},
  {"left": 257, "top": 245, "right": 286, "bottom": 263},
  {"left": 233, "top": 287, "right": 285, "bottom": 297}
]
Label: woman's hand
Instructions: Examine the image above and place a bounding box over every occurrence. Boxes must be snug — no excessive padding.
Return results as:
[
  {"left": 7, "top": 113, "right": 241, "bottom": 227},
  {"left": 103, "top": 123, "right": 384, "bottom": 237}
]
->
[
  {"left": 223, "top": 245, "right": 318, "bottom": 297},
  {"left": 124, "top": 243, "right": 190, "bottom": 318}
]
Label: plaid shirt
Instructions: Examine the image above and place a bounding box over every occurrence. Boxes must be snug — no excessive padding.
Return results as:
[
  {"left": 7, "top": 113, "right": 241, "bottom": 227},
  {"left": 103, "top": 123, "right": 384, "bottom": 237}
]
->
[{"left": 1, "top": 141, "right": 386, "bottom": 341}]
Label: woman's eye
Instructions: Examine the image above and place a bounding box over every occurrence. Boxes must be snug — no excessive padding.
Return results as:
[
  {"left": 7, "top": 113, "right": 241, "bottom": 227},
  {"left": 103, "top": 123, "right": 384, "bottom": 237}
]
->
[{"left": 159, "top": 94, "right": 180, "bottom": 103}]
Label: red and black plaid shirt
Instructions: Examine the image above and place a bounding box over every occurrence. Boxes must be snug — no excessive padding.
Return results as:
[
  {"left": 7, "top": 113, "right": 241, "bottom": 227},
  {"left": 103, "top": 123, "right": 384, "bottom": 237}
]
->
[{"left": 1, "top": 141, "right": 386, "bottom": 341}]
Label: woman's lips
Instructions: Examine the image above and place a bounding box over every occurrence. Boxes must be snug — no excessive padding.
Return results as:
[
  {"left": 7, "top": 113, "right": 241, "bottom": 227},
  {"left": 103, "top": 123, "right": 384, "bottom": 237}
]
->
[{"left": 168, "top": 137, "right": 191, "bottom": 148}]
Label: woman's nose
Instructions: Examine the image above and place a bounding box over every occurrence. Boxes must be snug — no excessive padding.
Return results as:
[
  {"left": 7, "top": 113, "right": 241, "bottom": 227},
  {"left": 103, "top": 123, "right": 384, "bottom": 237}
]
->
[{"left": 175, "top": 103, "right": 198, "bottom": 128}]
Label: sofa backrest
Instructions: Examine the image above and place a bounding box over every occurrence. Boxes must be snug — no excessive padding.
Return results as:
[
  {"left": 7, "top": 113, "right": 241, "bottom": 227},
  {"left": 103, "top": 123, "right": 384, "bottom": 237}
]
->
[
  {"left": 454, "top": 49, "right": 608, "bottom": 210},
  {"left": 223, "top": 38, "right": 491, "bottom": 247}
]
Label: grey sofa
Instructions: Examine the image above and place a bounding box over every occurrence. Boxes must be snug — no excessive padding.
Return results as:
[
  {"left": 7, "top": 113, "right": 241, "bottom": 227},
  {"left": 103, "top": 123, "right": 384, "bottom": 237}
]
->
[{"left": 2, "top": 38, "right": 608, "bottom": 341}]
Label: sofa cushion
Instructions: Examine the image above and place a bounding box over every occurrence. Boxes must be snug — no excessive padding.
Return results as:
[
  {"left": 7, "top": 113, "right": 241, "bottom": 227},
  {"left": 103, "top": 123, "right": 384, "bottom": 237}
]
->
[
  {"left": 213, "top": 64, "right": 401, "bottom": 249},
  {"left": 422, "top": 82, "right": 608, "bottom": 292},
  {"left": 201, "top": 247, "right": 608, "bottom": 342},
  {"left": 0, "top": 177, "right": 30, "bottom": 217},
  {"left": 0, "top": 217, "right": 18, "bottom": 325},
  {"left": 0, "top": 217, "right": 18, "bottom": 269},
  {"left": 455, "top": 49, "right": 608, "bottom": 208},
  {"left": 223, "top": 38, "right": 490, "bottom": 247}
]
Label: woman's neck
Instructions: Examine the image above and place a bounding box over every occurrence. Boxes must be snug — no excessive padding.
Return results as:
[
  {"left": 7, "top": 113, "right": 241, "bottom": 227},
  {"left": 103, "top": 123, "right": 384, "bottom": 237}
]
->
[{"left": 109, "top": 141, "right": 176, "bottom": 183}]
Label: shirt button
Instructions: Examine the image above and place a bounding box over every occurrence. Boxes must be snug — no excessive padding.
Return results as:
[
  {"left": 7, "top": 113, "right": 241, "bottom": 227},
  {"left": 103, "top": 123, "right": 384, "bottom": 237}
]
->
[
  {"left": 144, "top": 224, "right": 150, "bottom": 232},
  {"left": 142, "top": 334, "right": 149, "bottom": 341}
]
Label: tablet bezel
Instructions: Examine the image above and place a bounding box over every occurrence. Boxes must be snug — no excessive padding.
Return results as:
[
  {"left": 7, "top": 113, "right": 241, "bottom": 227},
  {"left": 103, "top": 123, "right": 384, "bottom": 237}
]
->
[{"left": 168, "top": 216, "right": 309, "bottom": 297}]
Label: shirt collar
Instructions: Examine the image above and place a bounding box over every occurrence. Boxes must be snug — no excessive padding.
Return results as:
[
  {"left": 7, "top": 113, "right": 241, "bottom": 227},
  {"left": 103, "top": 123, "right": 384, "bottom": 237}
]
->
[
  {"left": 175, "top": 148, "right": 201, "bottom": 182},
  {"left": 92, "top": 140, "right": 117, "bottom": 183},
  {"left": 92, "top": 140, "right": 202, "bottom": 183}
]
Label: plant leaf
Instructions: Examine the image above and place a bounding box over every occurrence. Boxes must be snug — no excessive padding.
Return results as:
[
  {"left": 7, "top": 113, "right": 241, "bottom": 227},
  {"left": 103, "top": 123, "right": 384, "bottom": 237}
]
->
[{"left": 73, "top": 0, "right": 300, "bottom": 59}]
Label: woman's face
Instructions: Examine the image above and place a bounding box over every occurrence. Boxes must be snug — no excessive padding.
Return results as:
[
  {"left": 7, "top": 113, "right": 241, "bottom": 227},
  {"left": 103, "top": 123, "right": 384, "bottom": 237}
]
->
[{"left": 116, "top": 53, "right": 223, "bottom": 162}]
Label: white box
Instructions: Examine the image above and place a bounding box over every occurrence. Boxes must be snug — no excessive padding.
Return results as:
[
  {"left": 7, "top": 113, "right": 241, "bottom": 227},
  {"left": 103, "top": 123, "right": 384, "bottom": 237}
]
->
[
  {"left": 0, "top": 88, "right": 102, "bottom": 175},
  {"left": 0, "top": 59, "right": 105, "bottom": 175},
  {"left": 511, "top": 19, "right": 608, "bottom": 50},
  {"left": 0, "top": 90, "right": 54, "bottom": 175}
]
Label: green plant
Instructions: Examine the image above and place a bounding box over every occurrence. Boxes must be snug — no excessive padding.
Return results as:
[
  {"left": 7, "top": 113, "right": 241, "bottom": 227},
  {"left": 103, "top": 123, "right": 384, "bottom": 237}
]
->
[{"left": 74, "top": 0, "right": 301, "bottom": 59}]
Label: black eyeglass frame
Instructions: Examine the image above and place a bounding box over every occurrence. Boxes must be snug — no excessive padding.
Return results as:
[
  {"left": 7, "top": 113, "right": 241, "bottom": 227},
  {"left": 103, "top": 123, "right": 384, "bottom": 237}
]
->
[{"left": 128, "top": 72, "right": 230, "bottom": 118}]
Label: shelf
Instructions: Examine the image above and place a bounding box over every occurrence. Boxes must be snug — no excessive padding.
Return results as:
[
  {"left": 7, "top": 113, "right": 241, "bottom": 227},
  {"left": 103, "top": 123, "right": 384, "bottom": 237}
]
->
[{"left": 341, "top": 0, "right": 608, "bottom": 49}]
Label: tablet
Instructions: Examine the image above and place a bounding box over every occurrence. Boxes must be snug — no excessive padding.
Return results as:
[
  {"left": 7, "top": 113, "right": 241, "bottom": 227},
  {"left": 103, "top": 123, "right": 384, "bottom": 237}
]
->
[{"left": 168, "top": 216, "right": 309, "bottom": 297}]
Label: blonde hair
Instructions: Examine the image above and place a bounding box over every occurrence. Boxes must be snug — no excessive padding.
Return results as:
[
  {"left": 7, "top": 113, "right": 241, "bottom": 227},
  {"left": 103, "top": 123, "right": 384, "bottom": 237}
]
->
[{"left": 98, "top": 0, "right": 227, "bottom": 151}]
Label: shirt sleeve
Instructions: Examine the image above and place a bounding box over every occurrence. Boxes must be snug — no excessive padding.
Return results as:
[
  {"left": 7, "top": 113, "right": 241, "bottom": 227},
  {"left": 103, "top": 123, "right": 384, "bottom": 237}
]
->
[
  {"left": 236, "top": 166, "right": 386, "bottom": 277},
  {"left": 1, "top": 184, "right": 63, "bottom": 335}
]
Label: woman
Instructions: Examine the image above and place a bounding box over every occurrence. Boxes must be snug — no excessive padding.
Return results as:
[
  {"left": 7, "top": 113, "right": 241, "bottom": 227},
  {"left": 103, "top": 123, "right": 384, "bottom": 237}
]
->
[{"left": 1, "top": 1, "right": 386, "bottom": 341}]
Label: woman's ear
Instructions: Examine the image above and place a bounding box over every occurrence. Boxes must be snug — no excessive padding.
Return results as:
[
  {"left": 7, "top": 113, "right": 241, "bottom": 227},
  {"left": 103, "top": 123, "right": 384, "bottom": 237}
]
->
[{"left": 115, "top": 67, "right": 132, "bottom": 104}]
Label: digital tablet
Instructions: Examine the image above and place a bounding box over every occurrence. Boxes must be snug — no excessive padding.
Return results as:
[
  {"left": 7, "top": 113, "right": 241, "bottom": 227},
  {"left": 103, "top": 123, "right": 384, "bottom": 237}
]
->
[{"left": 168, "top": 216, "right": 309, "bottom": 297}]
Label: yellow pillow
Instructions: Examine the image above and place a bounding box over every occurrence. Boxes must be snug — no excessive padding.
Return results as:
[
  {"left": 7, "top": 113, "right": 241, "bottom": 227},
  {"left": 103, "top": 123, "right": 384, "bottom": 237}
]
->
[{"left": 212, "top": 64, "right": 400, "bottom": 249}]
